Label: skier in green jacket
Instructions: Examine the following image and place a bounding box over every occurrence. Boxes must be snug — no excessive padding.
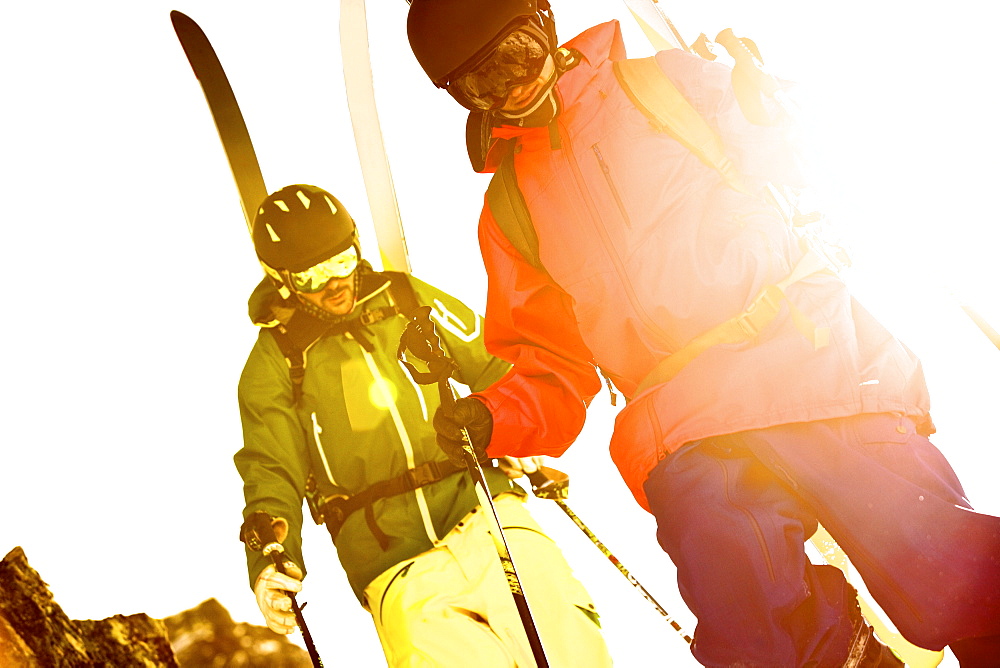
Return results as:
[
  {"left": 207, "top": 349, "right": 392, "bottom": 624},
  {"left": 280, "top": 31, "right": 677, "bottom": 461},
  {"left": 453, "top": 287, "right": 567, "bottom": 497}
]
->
[{"left": 234, "top": 184, "right": 611, "bottom": 667}]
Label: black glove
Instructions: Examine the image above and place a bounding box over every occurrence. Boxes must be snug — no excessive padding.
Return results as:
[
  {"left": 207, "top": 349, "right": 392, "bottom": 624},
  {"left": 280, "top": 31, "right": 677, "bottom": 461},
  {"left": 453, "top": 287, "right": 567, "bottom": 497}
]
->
[{"left": 433, "top": 397, "right": 493, "bottom": 467}]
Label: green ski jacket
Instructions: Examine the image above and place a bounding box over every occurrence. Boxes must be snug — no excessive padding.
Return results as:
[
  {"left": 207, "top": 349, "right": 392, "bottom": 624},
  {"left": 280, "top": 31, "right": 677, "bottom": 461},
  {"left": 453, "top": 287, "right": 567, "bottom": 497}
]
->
[{"left": 236, "top": 267, "right": 516, "bottom": 601}]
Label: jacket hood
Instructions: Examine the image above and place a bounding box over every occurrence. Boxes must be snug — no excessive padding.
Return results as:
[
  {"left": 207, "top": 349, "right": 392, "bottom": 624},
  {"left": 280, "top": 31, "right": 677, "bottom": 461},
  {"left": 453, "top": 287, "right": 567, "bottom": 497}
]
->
[{"left": 248, "top": 277, "right": 294, "bottom": 327}]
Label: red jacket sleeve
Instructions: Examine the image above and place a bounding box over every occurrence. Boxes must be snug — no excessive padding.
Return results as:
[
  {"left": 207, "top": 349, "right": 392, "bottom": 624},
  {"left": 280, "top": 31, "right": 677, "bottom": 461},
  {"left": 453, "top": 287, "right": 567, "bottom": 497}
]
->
[{"left": 471, "top": 199, "right": 603, "bottom": 459}]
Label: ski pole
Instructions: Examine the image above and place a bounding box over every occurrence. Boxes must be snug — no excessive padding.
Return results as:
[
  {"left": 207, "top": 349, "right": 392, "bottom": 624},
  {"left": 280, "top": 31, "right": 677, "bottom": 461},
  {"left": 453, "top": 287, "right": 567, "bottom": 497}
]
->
[
  {"left": 956, "top": 298, "right": 1000, "bottom": 351},
  {"left": 621, "top": 0, "right": 694, "bottom": 53},
  {"left": 398, "top": 306, "right": 549, "bottom": 668},
  {"left": 526, "top": 467, "right": 693, "bottom": 644},
  {"left": 241, "top": 511, "right": 324, "bottom": 668}
]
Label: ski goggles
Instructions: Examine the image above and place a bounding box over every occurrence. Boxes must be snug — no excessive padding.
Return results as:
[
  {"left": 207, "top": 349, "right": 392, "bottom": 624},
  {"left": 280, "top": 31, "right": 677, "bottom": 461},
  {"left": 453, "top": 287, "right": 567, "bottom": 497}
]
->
[
  {"left": 448, "top": 27, "right": 550, "bottom": 111},
  {"left": 289, "top": 246, "right": 359, "bottom": 293}
]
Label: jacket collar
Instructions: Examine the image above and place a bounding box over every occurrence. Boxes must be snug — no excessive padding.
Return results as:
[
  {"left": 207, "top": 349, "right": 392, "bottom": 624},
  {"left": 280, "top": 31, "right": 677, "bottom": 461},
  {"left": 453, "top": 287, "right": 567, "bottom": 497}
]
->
[{"left": 480, "top": 20, "right": 627, "bottom": 173}]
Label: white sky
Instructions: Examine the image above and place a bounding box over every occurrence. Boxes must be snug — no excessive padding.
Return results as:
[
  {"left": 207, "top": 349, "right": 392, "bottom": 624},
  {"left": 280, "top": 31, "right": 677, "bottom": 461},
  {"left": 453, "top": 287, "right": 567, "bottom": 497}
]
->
[{"left": 2, "top": 1, "right": 999, "bottom": 666}]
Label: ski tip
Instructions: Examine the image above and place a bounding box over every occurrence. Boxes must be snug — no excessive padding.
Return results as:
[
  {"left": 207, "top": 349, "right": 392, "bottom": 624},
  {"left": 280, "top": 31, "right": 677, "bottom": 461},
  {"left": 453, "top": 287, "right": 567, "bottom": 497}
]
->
[
  {"left": 170, "top": 10, "right": 209, "bottom": 44},
  {"left": 170, "top": 10, "right": 193, "bottom": 28}
]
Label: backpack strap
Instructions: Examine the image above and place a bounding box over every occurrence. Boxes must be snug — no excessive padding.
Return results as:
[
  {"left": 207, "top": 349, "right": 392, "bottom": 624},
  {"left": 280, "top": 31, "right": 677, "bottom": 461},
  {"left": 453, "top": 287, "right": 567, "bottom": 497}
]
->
[
  {"left": 632, "top": 245, "right": 832, "bottom": 397},
  {"left": 268, "top": 309, "right": 331, "bottom": 403},
  {"left": 485, "top": 151, "right": 544, "bottom": 271},
  {"left": 613, "top": 56, "right": 751, "bottom": 195},
  {"left": 383, "top": 270, "right": 421, "bottom": 317},
  {"left": 269, "top": 331, "right": 307, "bottom": 402}
]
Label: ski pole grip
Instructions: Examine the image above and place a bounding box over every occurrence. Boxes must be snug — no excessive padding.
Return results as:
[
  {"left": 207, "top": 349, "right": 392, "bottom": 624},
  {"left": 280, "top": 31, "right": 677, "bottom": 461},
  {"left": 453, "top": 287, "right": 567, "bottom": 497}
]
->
[
  {"left": 527, "top": 469, "right": 550, "bottom": 488},
  {"left": 715, "top": 29, "right": 758, "bottom": 66},
  {"left": 527, "top": 466, "right": 570, "bottom": 500},
  {"left": 398, "top": 306, "right": 458, "bottom": 386},
  {"left": 240, "top": 510, "right": 281, "bottom": 554},
  {"left": 715, "top": 29, "right": 779, "bottom": 97}
]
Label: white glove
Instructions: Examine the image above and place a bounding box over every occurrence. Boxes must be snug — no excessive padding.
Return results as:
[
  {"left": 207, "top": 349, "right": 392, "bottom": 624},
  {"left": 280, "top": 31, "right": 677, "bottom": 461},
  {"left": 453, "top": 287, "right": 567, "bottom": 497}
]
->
[
  {"left": 498, "top": 456, "right": 544, "bottom": 479},
  {"left": 254, "top": 560, "right": 303, "bottom": 634}
]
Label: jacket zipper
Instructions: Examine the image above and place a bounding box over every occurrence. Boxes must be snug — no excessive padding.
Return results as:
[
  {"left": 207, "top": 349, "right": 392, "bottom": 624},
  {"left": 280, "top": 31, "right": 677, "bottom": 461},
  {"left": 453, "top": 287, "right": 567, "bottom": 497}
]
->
[
  {"left": 310, "top": 412, "right": 338, "bottom": 486},
  {"left": 592, "top": 143, "right": 632, "bottom": 229},
  {"left": 563, "top": 133, "right": 670, "bottom": 345}
]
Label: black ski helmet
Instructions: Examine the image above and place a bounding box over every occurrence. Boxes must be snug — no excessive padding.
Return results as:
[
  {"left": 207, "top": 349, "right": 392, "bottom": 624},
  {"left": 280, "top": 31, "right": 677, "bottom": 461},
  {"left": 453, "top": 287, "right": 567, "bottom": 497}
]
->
[
  {"left": 407, "top": 0, "right": 555, "bottom": 88},
  {"left": 252, "top": 184, "right": 360, "bottom": 298}
]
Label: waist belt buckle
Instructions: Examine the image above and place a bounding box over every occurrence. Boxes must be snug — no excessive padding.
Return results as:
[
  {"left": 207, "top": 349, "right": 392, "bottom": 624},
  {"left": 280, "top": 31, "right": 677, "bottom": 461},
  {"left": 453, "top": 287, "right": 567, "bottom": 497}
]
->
[
  {"left": 408, "top": 462, "right": 439, "bottom": 490},
  {"left": 320, "top": 494, "right": 351, "bottom": 526},
  {"left": 320, "top": 494, "right": 354, "bottom": 542},
  {"left": 736, "top": 285, "right": 783, "bottom": 339}
]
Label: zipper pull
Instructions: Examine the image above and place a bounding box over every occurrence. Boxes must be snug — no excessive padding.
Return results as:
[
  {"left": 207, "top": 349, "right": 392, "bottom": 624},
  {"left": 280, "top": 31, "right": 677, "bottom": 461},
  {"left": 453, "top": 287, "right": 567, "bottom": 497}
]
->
[{"left": 599, "top": 367, "right": 618, "bottom": 407}]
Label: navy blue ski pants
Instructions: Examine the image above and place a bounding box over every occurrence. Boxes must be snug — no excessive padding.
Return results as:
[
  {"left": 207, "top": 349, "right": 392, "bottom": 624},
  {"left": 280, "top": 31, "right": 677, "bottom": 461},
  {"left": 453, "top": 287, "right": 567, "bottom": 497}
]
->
[{"left": 643, "top": 413, "right": 1000, "bottom": 667}]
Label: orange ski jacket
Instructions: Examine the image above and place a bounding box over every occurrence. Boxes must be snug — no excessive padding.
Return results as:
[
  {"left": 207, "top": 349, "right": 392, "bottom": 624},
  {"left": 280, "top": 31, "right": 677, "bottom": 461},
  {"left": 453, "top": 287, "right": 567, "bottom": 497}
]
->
[{"left": 470, "top": 21, "right": 931, "bottom": 510}]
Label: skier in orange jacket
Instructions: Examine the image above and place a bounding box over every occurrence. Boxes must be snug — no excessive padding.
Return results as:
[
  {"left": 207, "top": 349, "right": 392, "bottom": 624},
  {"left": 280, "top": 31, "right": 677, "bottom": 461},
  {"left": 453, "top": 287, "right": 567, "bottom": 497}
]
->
[{"left": 406, "top": 0, "right": 1000, "bottom": 665}]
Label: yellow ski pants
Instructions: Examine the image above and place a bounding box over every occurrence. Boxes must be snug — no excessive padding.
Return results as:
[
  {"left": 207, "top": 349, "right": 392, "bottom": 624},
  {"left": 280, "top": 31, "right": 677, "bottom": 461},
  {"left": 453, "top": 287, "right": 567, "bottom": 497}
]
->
[{"left": 362, "top": 493, "right": 613, "bottom": 667}]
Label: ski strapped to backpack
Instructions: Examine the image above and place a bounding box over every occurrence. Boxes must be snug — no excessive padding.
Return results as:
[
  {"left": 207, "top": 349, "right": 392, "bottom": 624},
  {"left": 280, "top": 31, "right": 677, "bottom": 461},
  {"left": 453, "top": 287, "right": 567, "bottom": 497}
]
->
[
  {"left": 170, "top": 11, "right": 267, "bottom": 234},
  {"left": 340, "top": 0, "right": 411, "bottom": 274},
  {"left": 485, "top": 56, "right": 833, "bottom": 401}
]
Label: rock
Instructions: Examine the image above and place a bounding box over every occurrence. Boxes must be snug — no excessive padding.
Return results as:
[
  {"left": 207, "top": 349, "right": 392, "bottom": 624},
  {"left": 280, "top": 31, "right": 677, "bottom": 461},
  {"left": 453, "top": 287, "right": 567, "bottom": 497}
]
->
[
  {"left": 162, "top": 598, "right": 312, "bottom": 668},
  {"left": 0, "top": 547, "right": 311, "bottom": 668},
  {"left": 0, "top": 546, "right": 177, "bottom": 667}
]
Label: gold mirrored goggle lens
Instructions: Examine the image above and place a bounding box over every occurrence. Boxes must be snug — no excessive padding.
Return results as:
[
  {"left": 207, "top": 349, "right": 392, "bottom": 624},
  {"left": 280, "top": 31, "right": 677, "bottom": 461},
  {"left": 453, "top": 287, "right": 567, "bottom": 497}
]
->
[{"left": 290, "top": 246, "right": 359, "bottom": 293}]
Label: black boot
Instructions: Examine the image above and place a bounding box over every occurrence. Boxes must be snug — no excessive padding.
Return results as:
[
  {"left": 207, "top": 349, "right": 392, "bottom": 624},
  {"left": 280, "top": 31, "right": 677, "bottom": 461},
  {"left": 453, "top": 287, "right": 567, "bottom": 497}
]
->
[{"left": 843, "top": 618, "right": 904, "bottom": 668}]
